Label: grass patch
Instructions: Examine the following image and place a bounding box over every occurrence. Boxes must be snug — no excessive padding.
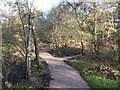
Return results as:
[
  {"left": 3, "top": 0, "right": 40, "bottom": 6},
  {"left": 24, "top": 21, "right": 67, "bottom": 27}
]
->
[
  {"left": 64, "top": 57, "right": 119, "bottom": 88},
  {"left": 85, "top": 75, "right": 118, "bottom": 88}
]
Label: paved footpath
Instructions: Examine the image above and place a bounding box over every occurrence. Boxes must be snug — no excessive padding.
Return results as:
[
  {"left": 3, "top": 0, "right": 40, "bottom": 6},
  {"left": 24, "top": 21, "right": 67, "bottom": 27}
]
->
[{"left": 39, "top": 50, "right": 90, "bottom": 89}]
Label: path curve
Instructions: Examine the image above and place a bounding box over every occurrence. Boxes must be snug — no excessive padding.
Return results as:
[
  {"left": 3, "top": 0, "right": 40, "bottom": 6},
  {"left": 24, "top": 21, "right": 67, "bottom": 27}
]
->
[{"left": 39, "top": 50, "right": 90, "bottom": 88}]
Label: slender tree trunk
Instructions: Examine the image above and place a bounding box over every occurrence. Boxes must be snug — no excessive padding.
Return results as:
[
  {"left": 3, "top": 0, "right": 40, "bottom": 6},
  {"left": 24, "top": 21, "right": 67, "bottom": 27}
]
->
[
  {"left": 81, "top": 39, "right": 84, "bottom": 55},
  {"left": 74, "top": 4, "right": 84, "bottom": 55},
  {"left": 118, "top": 2, "right": 120, "bottom": 63},
  {"left": 16, "top": 0, "right": 29, "bottom": 79},
  {"left": 16, "top": 0, "right": 27, "bottom": 51},
  {"left": 32, "top": 27, "right": 39, "bottom": 66},
  {"left": 26, "top": 10, "right": 32, "bottom": 79},
  {"left": 66, "top": 1, "right": 85, "bottom": 55},
  {"left": 93, "top": 2, "right": 98, "bottom": 55}
]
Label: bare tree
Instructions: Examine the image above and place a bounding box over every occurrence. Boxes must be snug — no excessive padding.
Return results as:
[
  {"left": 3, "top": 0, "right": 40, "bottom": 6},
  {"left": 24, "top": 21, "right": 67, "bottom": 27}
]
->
[
  {"left": 16, "top": 0, "right": 40, "bottom": 79},
  {"left": 26, "top": 10, "right": 32, "bottom": 79},
  {"left": 93, "top": 2, "right": 98, "bottom": 55},
  {"left": 16, "top": 0, "right": 27, "bottom": 51},
  {"left": 66, "top": 1, "right": 86, "bottom": 55},
  {"left": 32, "top": 26, "right": 40, "bottom": 66}
]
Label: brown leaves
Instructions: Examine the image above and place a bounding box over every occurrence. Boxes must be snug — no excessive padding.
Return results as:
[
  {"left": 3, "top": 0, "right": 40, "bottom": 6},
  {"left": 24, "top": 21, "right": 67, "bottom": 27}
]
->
[{"left": 84, "top": 66, "right": 120, "bottom": 80}]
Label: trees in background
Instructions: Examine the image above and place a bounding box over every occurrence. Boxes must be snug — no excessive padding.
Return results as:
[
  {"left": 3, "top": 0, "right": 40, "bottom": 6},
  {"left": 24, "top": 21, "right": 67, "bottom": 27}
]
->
[{"left": 44, "top": 1, "right": 118, "bottom": 61}]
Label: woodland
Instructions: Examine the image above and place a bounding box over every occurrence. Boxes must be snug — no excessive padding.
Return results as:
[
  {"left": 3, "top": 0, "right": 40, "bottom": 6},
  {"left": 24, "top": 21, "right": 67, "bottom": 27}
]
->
[{"left": 1, "top": 0, "right": 120, "bottom": 89}]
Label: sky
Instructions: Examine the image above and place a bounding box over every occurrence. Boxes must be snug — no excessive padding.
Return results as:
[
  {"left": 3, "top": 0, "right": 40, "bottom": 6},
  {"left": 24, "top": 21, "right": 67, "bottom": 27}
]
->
[
  {"left": 0, "top": 0, "right": 67, "bottom": 21},
  {"left": 29, "top": 0, "right": 119, "bottom": 13},
  {"left": 0, "top": 0, "right": 65, "bottom": 13},
  {"left": 0, "top": 0, "right": 119, "bottom": 13},
  {"left": 34, "top": 0, "right": 63, "bottom": 12}
]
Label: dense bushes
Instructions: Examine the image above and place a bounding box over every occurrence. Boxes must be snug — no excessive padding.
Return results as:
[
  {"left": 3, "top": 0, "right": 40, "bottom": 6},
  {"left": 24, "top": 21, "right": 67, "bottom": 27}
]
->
[{"left": 49, "top": 46, "right": 81, "bottom": 57}]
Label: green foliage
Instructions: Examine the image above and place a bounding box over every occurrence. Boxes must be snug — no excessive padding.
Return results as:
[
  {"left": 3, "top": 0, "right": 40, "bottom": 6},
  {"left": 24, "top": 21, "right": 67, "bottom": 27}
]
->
[
  {"left": 64, "top": 57, "right": 119, "bottom": 88},
  {"left": 31, "top": 60, "right": 48, "bottom": 77},
  {"left": 85, "top": 75, "right": 119, "bottom": 88}
]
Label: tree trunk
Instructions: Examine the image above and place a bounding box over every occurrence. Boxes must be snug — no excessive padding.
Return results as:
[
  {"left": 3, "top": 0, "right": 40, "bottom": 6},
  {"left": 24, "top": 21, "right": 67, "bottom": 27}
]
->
[
  {"left": 32, "top": 27, "right": 40, "bottom": 66},
  {"left": 66, "top": 1, "right": 85, "bottom": 55},
  {"left": 74, "top": 3, "right": 85, "bottom": 55},
  {"left": 26, "top": 10, "right": 32, "bottom": 79},
  {"left": 81, "top": 37, "right": 84, "bottom": 55},
  {"left": 118, "top": 2, "right": 120, "bottom": 63},
  {"left": 16, "top": 0, "right": 27, "bottom": 52},
  {"left": 93, "top": 2, "right": 98, "bottom": 55}
]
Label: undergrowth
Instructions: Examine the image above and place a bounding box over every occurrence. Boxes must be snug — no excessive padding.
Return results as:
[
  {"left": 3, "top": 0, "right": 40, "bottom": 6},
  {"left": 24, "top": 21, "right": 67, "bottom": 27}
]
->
[
  {"left": 64, "top": 57, "right": 119, "bottom": 88},
  {"left": 3, "top": 58, "right": 50, "bottom": 89}
]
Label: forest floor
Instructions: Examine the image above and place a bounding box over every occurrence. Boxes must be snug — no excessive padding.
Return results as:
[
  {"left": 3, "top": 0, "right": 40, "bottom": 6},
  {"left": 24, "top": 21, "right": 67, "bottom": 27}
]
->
[{"left": 39, "top": 49, "right": 90, "bottom": 88}]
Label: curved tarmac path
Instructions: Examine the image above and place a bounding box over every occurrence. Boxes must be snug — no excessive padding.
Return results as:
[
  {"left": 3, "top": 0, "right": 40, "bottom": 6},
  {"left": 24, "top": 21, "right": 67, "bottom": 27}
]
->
[{"left": 39, "top": 50, "right": 90, "bottom": 89}]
